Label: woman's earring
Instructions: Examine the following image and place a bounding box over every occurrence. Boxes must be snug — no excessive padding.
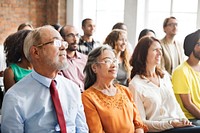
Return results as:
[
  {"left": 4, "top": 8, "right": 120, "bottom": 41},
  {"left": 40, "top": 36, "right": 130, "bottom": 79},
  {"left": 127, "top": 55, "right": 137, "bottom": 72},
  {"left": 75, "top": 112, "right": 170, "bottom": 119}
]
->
[{"left": 93, "top": 70, "right": 96, "bottom": 73}]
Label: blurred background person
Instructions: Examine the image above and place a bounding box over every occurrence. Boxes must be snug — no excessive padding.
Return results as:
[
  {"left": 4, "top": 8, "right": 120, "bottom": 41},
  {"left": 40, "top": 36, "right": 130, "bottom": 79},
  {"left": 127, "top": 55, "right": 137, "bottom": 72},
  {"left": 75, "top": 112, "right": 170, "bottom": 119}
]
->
[
  {"left": 112, "top": 22, "right": 133, "bottom": 54},
  {"left": 3, "top": 30, "right": 32, "bottom": 92},
  {"left": 17, "top": 22, "right": 33, "bottom": 31},
  {"left": 60, "top": 25, "right": 87, "bottom": 92},
  {"left": 51, "top": 23, "right": 62, "bottom": 32},
  {"left": 82, "top": 45, "right": 147, "bottom": 133},
  {"left": 160, "top": 16, "right": 185, "bottom": 75},
  {"left": 104, "top": 29, "right": 131, "bottom": 86},
  {"left": 78, "top": 18, "right": 101, "bottom": 55},
  {"left": 138, "top": 28, "right": 156, "bottom": 41}
]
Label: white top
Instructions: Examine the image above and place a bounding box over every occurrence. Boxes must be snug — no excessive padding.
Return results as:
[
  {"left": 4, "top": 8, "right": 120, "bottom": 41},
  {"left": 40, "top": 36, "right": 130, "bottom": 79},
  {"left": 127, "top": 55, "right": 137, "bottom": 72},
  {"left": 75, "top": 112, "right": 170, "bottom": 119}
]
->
[
  {"left": 168, "top": 43, "right": 179, "bottom": 73},
  {"left": 129, "top": 71, "right": 186, "bottom": 132}
]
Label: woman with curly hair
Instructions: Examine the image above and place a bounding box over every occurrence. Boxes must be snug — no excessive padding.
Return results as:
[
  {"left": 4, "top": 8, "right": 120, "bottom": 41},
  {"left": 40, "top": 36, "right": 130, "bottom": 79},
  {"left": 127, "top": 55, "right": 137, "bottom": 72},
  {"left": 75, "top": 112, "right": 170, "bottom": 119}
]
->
[
  {"left": 17, "top": 22, "right": 33, "bottom": 31},
  {"left": 3, "top": 30, "right": 32, "bottom": 91},
  {"left": 104, "top": 29, "right": 131, "bottom": 86}
]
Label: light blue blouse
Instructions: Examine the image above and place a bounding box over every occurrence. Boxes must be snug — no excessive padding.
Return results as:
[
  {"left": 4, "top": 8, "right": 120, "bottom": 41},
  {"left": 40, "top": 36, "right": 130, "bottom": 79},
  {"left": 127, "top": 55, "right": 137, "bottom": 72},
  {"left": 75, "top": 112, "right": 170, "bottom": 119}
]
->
[{"left": 1, "top": 70, "right": 88, "bottom": 133}]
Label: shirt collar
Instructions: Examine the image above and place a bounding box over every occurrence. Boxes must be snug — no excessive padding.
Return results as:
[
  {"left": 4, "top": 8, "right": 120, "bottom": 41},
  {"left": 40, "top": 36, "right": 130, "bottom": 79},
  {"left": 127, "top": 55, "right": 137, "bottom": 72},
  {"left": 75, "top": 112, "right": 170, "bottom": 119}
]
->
[
  {"left": 75, "top": 51, "right": 82, "bottom": 59},
  {"left": 67, "top": 51, "right": 82, "bottom": 59},
  {"left": 31, "top": 69, "right": 59, "bottom": 88},
  {"left": 80, "top": 36, "right": 95, "bottom": 43}
]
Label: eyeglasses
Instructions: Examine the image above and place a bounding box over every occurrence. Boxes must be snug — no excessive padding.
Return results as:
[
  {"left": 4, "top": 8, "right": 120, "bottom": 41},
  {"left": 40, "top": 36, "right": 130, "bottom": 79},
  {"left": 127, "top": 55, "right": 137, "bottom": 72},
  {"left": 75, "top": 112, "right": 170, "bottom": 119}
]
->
[
  {"left": 97, "top": 58, "right": 119, "bottom": 65},
  {"left": 197, "top": 42, "right": 200, "bottom": 45},
  {"left": 167, "top": 23, "right": 178, "bottom": 27},
  {"left": 36, "top": 39, "right": 68, "bottom": 48},
  {"left": 65, "top": 33, "right": 80, "bottom": 38}
]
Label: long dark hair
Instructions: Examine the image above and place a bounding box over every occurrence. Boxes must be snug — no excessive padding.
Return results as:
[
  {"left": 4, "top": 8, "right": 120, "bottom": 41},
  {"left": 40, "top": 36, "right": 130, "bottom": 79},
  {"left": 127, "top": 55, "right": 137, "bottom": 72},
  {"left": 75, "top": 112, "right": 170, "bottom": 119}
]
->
[
  {"left": 138, "top": 29, "right": 155, "bottom": 41},
  {"left": 130, "top": 36, "right": 164, "bottom": 79},
  {"left": 4, "top": 30, "right": 31, "bottom": 66}
]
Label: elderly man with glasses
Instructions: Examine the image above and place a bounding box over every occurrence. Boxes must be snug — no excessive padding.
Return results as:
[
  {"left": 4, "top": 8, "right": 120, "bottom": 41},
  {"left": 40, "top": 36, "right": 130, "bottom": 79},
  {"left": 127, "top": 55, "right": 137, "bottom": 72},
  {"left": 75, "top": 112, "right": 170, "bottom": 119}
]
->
[{"left": 1, "top": 25, "right": 88, "bottom": 133}]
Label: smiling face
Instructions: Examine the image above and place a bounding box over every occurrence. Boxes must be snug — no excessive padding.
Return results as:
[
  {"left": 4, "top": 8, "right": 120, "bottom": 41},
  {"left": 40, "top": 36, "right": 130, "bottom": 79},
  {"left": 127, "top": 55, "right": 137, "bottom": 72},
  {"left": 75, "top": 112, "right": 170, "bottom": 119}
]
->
[
  {"left": 146, "top": 41, "right": 162, "bottom": 66},
  {"left": 93, "top": 49, "right": 118, "bottom": 81},
  {"left": 115, "top": 32, "right": 128, "bottom": 52}
]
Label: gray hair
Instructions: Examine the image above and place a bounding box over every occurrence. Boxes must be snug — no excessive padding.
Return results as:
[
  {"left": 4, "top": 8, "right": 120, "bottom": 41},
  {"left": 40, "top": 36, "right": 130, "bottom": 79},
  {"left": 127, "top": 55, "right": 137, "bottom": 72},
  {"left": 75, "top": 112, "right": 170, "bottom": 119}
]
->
[
  {"left": 84, "top": 44, "right": 113, "bottom": 90},
  {"left": 23, "top": 25, "right": 54, "bottom": 62}
]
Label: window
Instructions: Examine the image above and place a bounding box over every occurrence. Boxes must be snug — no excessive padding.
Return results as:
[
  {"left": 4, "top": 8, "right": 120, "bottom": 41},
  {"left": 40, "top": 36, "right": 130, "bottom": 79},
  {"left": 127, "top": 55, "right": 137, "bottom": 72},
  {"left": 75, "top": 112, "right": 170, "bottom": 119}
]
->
[
  {"left": 146, "top": 0, "right": 198, "bottom": 41},
  {"left": 82, "top": 0, "right": 124, "bottom": 43},
  {"left": 78, "top": 0, "right": 199, "bottom": 45}
]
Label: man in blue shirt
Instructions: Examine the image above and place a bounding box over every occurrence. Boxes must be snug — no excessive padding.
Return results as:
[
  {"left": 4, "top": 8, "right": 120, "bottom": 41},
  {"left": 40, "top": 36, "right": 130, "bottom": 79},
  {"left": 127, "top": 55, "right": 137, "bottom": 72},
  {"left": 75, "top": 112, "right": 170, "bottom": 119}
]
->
[{"left": 1, "top": 25, "right": 88, "bottom": 133}]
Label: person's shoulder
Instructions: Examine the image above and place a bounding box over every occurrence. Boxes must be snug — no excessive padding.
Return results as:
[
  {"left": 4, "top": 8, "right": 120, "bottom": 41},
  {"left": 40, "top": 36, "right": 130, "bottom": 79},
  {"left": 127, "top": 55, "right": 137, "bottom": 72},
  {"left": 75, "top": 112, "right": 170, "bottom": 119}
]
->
[
  {"left": 5, "top": 73, "right": 32, "bottom": 94},
  {"left": 172, "top": 62, "right": 191, "bottom": 80},
  {"left": 162, "top": 70, "right": 171, "bottom": 76},
  {"left": 93, "top": 39, "right": 102, "bottom": 46},
  {"left": 161, "top": 70, "right": 172, "bottom": 81},
  {"left": 129, "top": 75, "right": 141, "bottom": 85},
  {"left": 159, "top": 37, "right": 165, "bottom": 44},
  {"left": 82, "top": 86, "right": 99, "bottom": 99},
  {"left": 175, "top": 39, "right": 183, "bottom": 45},
  {"left": 9, "top": 63, "right": 17, "bottom": 68},
  {"left": 115, "top": 84, "right": 131, "bottom": 93},
  {"left": 129, "top": 75, "right": 150, "bottom": 92},
  {"left": 116, "top": 84, "right": 133, "bottom": 98},
  {"left": 78, "top": 37, "right": 84, "bottom": 44},
  {"left": 58, "top": 75, "right": 81, "bottom": 92},
  {"left": 82, "top": 86, "right": 95, "bottom": 94},
  {"left": 4, "top": 66, "right": 13, "bottom": 74},
  {"left": 173, "top": 61, "right": 188, "bottom": 73},
  {"left": 59, "top": 75, "right": 77, "bottom": 84},
  {"left": 94, "top": 40, "right": 101, "bottom": 44},
  {"left": 76, "top": 51, "right": 88, "bottom": 59}
]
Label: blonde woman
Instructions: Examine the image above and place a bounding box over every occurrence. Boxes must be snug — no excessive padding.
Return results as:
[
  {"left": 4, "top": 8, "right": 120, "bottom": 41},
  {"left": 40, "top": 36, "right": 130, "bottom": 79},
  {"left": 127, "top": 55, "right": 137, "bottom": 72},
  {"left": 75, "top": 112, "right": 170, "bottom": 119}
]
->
[{"left": 104, "top": 29, "right": 131, "bottom": 86}]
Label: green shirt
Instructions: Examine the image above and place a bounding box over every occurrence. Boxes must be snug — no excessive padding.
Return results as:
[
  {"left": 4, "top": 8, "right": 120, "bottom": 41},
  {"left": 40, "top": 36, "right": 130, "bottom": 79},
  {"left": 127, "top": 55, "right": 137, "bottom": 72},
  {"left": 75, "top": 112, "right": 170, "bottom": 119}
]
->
[{"left": 10, "top": 63, "right": 32, "bottom": 82}]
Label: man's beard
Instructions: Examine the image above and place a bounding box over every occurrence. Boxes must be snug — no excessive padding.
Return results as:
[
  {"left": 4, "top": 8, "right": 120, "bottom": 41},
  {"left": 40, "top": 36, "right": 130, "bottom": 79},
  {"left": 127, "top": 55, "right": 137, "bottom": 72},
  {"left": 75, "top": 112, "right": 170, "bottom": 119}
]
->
[
  {"left": 67, "top": 43, "right": 78, "bottom": 51},
  {"left": 193, "top": 50, "right": 200, "bottom": 60}
]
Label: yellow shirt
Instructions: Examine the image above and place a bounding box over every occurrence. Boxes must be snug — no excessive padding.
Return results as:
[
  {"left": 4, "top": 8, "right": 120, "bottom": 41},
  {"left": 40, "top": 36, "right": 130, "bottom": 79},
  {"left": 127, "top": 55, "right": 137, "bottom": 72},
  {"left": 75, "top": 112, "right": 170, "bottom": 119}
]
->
[
  {"left": 82, "top": 84, "right": 148, "bottom": 133},
  {"left": 172, "top": 61, "right": 200, "bottom": 119}
]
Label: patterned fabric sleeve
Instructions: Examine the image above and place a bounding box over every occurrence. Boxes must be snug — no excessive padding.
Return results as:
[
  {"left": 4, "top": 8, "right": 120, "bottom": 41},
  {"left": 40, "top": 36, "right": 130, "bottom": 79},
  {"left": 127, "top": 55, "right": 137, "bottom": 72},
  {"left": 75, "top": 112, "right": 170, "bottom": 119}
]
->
[{"left": 122, "top": 85, "right": 149, "bottom": 132}]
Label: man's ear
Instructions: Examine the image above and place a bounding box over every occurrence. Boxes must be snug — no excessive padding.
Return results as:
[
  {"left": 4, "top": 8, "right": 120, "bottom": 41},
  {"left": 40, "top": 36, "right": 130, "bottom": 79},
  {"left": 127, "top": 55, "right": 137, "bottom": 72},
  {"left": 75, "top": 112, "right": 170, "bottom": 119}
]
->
[{"left": 30, "top": 46, "right": 40, "bottom": 59}]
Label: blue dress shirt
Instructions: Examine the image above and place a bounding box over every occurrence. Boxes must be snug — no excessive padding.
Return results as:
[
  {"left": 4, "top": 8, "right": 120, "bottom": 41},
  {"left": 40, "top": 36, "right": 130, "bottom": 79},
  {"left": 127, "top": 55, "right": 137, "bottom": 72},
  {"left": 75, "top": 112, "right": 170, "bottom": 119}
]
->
[{"left": 1, "top": 70, "right": 88, "bottom": 133}]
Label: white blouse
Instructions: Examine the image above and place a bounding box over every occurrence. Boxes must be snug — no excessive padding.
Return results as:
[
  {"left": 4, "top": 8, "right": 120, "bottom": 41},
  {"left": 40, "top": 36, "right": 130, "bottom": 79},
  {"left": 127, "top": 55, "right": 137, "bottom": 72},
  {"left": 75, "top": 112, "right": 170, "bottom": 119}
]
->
[{"left": 129, "top": 71, "right": 186, "bottom": 132}]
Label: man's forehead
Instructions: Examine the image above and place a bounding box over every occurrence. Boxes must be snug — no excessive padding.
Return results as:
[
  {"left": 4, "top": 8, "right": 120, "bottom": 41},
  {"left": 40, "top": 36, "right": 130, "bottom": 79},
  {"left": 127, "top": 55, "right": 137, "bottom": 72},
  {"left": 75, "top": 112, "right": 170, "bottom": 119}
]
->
[
  {"left": 41, "top": 28, "right": 60, "bottom": 36},
  {"left": 40, "top": 27, "right": 62, "bottom": 41},
  {"left": 65, "top": 26, "right": 77, "bottom": 33}
]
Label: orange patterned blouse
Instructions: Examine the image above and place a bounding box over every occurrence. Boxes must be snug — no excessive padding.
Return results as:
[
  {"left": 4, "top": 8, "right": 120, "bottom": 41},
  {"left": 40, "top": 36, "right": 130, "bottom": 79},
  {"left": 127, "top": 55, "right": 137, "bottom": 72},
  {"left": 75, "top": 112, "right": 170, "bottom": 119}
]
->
[{"left": 82, "top": 84, "right": 148, "bottom": 133}]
